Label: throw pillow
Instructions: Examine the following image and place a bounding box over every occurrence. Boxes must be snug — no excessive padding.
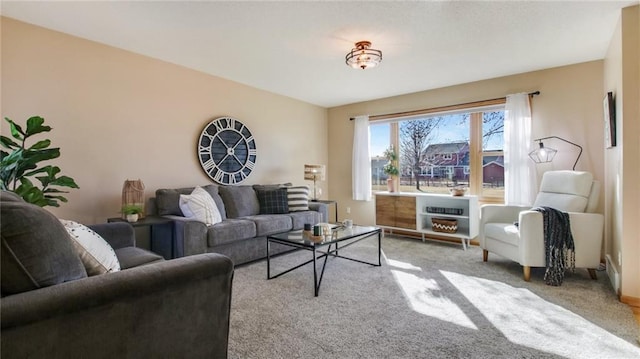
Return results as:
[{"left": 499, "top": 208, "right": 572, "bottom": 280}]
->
[
  {"left": 218, "top": 185, "right": 260, "bottom": 218},
  {"left": 256, "top": 187, "right": 289, "bottom": 214},
  {"left": 60, "top": 219, "right": 121, "bottom": 276},
  {"left": 155, "top": 187, "right": 195, "bottom": 216},
  {"left": 201, "top": 184, "right": 227, "bottom": 220},
  {"left": 1, "top": 196, "right": 87, "bottom": 295},
  {"left": 252, "top": 183, "right": 292, "bottom": 191},
  {"left": 179, "top": 186, "right": 222, "bottom": 225},
  {"left": 287, "top": 185, "right": 310, "bottom": 212}
]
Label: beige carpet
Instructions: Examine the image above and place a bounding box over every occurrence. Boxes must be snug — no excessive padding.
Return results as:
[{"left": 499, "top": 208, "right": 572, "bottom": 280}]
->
[{"left": 228, "top": 235, "right": 640, "bottom": 358}]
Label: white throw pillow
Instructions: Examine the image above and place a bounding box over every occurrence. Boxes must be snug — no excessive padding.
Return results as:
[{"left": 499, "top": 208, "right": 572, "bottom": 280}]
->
[
  {"left": 287, "top": 185, "right": 310, "bottom": 212},
  {"left": 179, "top": 186, "right": 222, "bottom": 225},
  {"left": 60, "top": 219, "right": 121, "bottom": 276}
]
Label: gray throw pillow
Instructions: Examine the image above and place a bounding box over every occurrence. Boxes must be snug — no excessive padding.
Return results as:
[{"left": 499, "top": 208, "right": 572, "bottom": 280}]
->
[
  {"left": 1, "top": 196, "right": 87, "bottom": 295},
  {"left": 218, "top": 185, "right": 260, "bottom": 218},
  {"left": 0, "top": 191, "right": 23, "bottom": 202},
  {"left": 252, "top": 183, "right": 292, "bottom": 191}
]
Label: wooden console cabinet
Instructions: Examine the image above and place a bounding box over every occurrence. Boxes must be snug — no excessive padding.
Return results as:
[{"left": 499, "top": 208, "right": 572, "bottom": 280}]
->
[
  {"left": 375, "top": 194, "right": 416, "bottom": 229},
  {"left": 375, "top": 192, "right": 478, "bottom": 250}
]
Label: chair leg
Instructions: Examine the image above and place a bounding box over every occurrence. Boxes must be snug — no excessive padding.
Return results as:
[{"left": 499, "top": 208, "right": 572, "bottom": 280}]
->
[
  {"left": 588, "top": 268, "right": 597, "bottom": 280},
  {"left": 523, "top": 266, "right": 531, "bottom": 281},
  {"left": 482, "top": 249, "right": 488, "bottom": 262}
]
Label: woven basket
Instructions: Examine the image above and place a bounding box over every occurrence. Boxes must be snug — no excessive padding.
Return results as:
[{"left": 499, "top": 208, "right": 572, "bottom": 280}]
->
[
  {"left": 432, "top": 217, "right": 458, "bottom": 233},
  {"left": 122, "top": 179, "right": 145, "bottom": 219}
]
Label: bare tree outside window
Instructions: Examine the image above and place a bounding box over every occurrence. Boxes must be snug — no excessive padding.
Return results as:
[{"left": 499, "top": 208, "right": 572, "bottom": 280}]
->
[
  {"left": 482, "top": 111, "right": 504, "bottom": 150},
  {"left": 399, "top": 117, "right": 441, "bottom": 191}
]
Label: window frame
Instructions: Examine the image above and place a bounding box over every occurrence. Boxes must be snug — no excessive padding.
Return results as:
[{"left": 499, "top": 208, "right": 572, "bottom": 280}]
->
[{"left": 370, "top": 100, "right": 506, "bottom": 203}]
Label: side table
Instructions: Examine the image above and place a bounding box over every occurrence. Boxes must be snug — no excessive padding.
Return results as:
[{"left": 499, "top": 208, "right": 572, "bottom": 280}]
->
[
  {"left": 107, "top": 216, "right": 175, "bottom": 259},
  {"left": 311, "top": 199, "right": 338, "bottom": 223}
]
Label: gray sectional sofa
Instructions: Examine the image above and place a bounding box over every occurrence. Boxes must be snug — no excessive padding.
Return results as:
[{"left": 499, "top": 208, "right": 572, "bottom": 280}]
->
[{"left": 153, "top": 184, "right": 328, "bottom": 265}]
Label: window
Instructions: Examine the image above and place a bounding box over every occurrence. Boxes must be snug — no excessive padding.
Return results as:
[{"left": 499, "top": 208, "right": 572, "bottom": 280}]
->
[
  {"left": 480, "top": 111, "right": 505, "bottom": 199},
  {"left": 370, "top": 123, "right": 391, "bottom": 192},
  {"left": 369, "top": 105, "right": 505, "bottom": 200}
]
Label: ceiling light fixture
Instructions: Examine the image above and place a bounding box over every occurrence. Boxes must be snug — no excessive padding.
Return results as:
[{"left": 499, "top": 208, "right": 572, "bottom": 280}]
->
[{"left": 345, "top": 41, "right": 382, "bottom": 70}]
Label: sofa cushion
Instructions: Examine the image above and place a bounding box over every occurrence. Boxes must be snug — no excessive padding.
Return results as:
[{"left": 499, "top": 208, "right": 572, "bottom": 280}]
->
[
  {"left": 288, "top": 211, "right": 323, "bottom": 230},
  {"left": 287, "top": 185, "right": 310, "bottom": 212},
  {"left": 60, "top": 219, "right": 121, "bottom": 276},
  {"left": 114, "top": 247, "right": 164, "bottom": 269},
  {"left": 255, "top": 187, "right": 289, "bottom": 214},
  {"left": 246, "top": 215, "right": 293, "bottom": 236},
  {"left": 218, "top": 185, "right": 260, "bottom": 218},
  {"left": 1, "top": 197, "right": 87, "bottom": 295},
  {"left": 207, "top": 219, "right": 257, "bottom": 246},
  {"left": 533, "top": 171, "right": 593, "bottom": 212},
  {"left": 156, "top": 185, "right": 226, "bottom": 220},
  {"left": 484, "top": 223, "right": 520, "bottom": 246},
  {"left": 179, "top": 186, "right": 223, "bottom": 226},
  {"left": 155, "top": 187, "right": 194, "bottom": 215}
]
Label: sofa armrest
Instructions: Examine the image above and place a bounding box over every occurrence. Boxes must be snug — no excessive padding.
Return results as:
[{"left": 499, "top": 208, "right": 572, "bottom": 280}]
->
[
  {"left": 479, "top": 204, "right": 530, "bottom": 247},
  {"left": 480, "top": 204, "right": 531, "bottom": 225},
  {"left": 567, "top": 212, "right": 604, "bottom": 267},
  {"left": 517, "top": 210, "right": 546, "bottom": 266},
  {"left": 163, "top": 215, "right": 208, "bottom": 258},
  {"left": 1, "top": 253, "right": 233, "bottom": 358},
  {"left": 517, "top": 211, "right": 604, "bottom": 268},
  {"left": 89, "top": 222, "right": 135, "bottom": 249},
  {"left": 308, "top": 202, "right": 329, "bottom": 223}
]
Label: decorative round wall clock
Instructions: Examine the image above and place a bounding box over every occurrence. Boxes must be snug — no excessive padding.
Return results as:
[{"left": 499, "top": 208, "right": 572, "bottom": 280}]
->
[{"left": 197, "top": 117, "right": 257, "bottom": 185}]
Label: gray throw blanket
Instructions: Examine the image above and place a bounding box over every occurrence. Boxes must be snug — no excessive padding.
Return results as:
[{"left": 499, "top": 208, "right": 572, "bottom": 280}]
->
[{"left": 532, "top": 206, "right": 575, "bottom": 286}]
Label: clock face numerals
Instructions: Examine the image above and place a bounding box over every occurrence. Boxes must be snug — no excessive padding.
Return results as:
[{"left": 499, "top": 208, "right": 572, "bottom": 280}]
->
[{"left": 198, "top": 117, "right": 257, "bottom": 185}]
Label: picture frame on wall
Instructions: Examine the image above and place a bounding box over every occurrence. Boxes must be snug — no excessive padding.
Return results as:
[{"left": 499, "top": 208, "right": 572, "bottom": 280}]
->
[{"left": 603, "top": 91, "right": 616, "bottom": 148}]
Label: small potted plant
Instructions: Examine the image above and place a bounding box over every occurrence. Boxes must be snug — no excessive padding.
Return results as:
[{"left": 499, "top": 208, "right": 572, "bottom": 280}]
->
[
  {"left": 122, "top": 204, "right": 143, "bottom": 223},
  {"left": 383, "top": 146, "right": 400, "bottom": 192}
]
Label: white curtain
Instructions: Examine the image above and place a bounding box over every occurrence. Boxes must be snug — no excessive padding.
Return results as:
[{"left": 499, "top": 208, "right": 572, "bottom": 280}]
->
[
  {"left": 504, "top": 93, "right": 536, "bottom": 206},
  {"left": 352, "top": 115, "right": 372, "bottom": 201}
]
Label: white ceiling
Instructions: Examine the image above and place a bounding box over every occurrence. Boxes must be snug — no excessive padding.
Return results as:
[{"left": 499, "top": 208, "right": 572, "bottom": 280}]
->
[{"left": 2, "top": 1, "right": 637, "bottom": 108}]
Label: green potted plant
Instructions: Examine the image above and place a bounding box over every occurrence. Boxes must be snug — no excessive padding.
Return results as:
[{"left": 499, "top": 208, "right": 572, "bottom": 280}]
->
[
  {"left": 0, "top": 116, "right": 79, "bottom": 207},
  {"left": 122, "top": 204, "right": 144, "bottom": 223},
  {"left": 383, "top": 146, "right": 399, "bottom": 192}
]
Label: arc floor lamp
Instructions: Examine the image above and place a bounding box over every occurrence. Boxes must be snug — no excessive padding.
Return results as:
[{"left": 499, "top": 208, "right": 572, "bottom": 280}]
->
[{"left": 528, "top": 136, "right": 583, "bottom": 170}]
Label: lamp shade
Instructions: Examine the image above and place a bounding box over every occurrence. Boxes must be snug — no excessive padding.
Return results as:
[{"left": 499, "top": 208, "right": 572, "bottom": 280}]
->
[
  {"left": 304, "top": 164, "right": 325, "bottom": 181},
  {"left": 528, "top": 142, "right": 557, "bottom": 163}
]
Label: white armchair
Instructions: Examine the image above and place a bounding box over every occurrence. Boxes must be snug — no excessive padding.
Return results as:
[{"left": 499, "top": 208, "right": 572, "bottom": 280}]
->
[{"left": 480, "top": 171, "right": 603, "bottom": 281}]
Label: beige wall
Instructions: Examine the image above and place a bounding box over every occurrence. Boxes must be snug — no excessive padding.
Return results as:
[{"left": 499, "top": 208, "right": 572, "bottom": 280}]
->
[
  {"left": 328, "top": 61, "right": 605, "bottom": 226},
  {"left": 1, "top": 18, "right": 328, "bottom": 223},
  {"left": 604, "top": 8, "right": 624, "bottom": 295},
  {"left": 604, "top": 5, "right": 640, "bottom": 300}
]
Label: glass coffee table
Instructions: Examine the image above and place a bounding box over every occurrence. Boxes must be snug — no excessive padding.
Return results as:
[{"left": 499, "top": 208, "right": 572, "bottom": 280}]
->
[{"left": 267, "top": 225, "right": 382, "bottom": 297}]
